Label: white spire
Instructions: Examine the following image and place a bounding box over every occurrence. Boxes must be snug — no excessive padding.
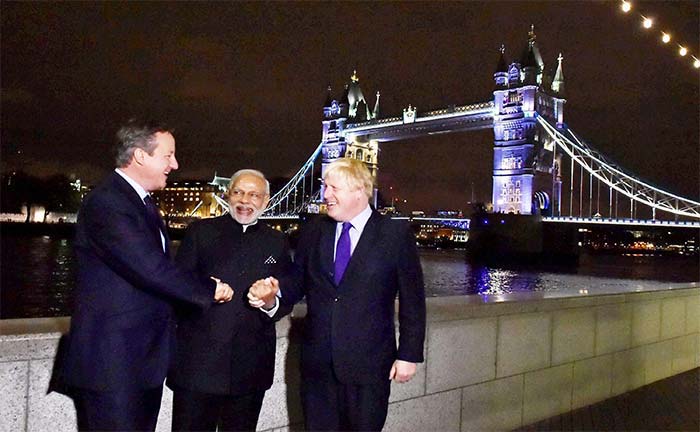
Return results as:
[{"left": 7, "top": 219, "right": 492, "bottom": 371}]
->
[{"left": 552, "top": 53, "right": 565, "bottom": 95}]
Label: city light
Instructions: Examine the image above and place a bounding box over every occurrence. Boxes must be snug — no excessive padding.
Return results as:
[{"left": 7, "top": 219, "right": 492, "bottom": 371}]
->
[{"left": 615, "top": 1, "right": 698, "bottom": 72}]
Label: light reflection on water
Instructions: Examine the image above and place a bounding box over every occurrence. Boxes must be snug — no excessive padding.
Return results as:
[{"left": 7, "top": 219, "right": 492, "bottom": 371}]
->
[
  {"left": 2, "top": 235, "right": 76, "bottom": 319},
  {"left": 1, "top": 237, "right": 698, "bottom": 319},
  {"left": 418, "top": 248, "right": 699, "bottom": 298}
]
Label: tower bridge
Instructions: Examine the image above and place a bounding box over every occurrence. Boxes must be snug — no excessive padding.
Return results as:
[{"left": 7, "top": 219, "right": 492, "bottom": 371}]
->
[{"left": 211, "top": 27, "right": 699, "bottom": 227}]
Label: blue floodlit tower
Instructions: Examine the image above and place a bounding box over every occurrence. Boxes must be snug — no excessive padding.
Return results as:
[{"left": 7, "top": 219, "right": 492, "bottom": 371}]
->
[
  {"left": 320, "top": 70, "right": 380, "bottom": 203},
  {"left": 492, "top": 27, "right": 565, "bottom": 216}
]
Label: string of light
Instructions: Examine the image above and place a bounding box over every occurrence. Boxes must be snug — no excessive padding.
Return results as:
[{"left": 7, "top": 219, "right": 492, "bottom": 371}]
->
[{"left": 619, "top": 1, "right": 699, "bottom": 70}]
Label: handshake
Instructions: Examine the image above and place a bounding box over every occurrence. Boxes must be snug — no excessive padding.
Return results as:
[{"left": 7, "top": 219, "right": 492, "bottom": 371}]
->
[
  {"left": 247, "top": 277, "right": 280, "bottom": 310},
  {"left": 209, "top": 276, "right": 279, "bottom": 309}
]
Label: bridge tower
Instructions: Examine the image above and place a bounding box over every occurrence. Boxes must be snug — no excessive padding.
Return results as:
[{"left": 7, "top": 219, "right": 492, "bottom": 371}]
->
[
  {"left": 320, "top": 71, "right": 380, "bottom": 205},
  {"left": 492, "top": 27, "right": 565, "bottom": 215}
]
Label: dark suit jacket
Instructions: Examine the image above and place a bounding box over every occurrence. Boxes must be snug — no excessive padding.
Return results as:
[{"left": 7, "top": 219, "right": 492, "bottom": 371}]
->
[
  {"left": 62, "top": 171, "right": 215, "bottom": 392},
  {"left": 282, "top": 210, "right": 426, "bottom": 384},
  {"left": 167, "top": 216, "right": 294, "bottom": 396}
]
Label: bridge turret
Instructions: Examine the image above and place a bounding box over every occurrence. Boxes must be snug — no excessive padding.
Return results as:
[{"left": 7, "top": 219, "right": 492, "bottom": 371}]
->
[
  {"left": 322, "top": 85, "right": 339, "bottom": 120},
  {"left": 551, "top": 53, "right": 565, "bottom": 97},
  {"left": 323, "top": 85, "right": 333, "bottom": 110},
  {"left": 355, "top": 99, "right": 369, "bottom": 122},
  {"left": 550, "top": 53, "right": 566, "bottom": 128},
  {"left": 320, "top": 72, "right": 380, "bottom": 206},
  {"left": 372, "top": 91, "right": 380, "bottom": 119},
  {"left": 340, "top": 84, "right": 350, "bottom": 117},
  {"left": 520, "top": 25, "right": 545, "bottom": 85},
  {"left": 346, "top": 70, "right": 372, "bottom": 122},
  {"left": 321, "top": 84, "right": 350, "bottom": 193},
  {"left": 494, "top": 45, "right": 509, "bottom": 89},
  {"left": 521, "top": 41, "right": 539, "bottom": 86}
]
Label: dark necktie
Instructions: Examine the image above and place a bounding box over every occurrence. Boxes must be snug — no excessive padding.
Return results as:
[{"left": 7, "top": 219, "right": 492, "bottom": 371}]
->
[
  {"left": 334, "top": 222, "right": 352, "bottom": 285},
  {"left": 144, "top": 195, "right": 167, "bottom": 255}
]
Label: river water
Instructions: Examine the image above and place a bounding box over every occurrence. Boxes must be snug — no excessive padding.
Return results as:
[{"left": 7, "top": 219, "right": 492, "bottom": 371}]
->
[{"left": 1, "top": 234, "right": 698, "bottom": 319}]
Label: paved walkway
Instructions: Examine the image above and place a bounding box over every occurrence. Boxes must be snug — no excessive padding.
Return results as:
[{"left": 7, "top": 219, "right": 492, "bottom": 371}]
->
[{"left": 515, "top": 368, "right": 699, "bottom": 431}]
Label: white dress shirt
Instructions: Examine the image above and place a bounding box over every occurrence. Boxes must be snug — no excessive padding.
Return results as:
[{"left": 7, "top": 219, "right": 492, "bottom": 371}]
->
[
  {"left": 333, "top": 204, "right": 372, "bottom": 260},
  {"left": 261, "top": 204, "right": 373, "bottom": 317},
  {"left": 115, "top": 168, "right": 166, "bottom": 252}
]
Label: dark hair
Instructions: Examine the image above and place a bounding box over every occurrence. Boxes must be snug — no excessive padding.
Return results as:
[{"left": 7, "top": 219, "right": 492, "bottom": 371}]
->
[{"left": 114, "top": 119, "right": 173, "bottom": 167}]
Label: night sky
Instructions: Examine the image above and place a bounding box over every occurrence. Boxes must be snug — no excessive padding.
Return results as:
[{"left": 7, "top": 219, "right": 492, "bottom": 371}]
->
[{"left": 2, "top": 1, "right": 698, "bottom": 213}]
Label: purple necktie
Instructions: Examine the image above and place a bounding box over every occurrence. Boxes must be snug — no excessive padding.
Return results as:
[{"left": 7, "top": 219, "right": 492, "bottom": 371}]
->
[{"left": 334, "top": 222, "right": 352, "bottom": 285}]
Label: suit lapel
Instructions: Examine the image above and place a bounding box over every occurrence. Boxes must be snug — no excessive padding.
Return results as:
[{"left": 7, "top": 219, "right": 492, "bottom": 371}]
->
[
  {"left": 110, "top": 172, "right": 166, "bottom": 254},
  {"left": 337, "top": 211, "right": 380, "bottom": 288},
  {"left": 319, "top": 218, "right": 336, "bottom": 285},
  {"left": 110, "top": 171, "right": 147, "bottom": 210}
]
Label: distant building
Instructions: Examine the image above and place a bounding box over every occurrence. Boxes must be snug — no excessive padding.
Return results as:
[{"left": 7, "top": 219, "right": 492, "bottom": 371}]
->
[
  {"left": 451, "top": 231, "right": 469, "bottom": 243},
  {"left": 415, "top": 221, "right": 468, "bottom": 245},
  {"left": 437, "top": 210, "right": 464, "bottom": 218},
  {"left": 152, "top": 180, "right": 223, "bottom": 220}
]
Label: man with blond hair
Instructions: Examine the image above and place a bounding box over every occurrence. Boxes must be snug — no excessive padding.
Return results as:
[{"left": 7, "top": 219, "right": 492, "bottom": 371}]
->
[{"left": 250, "top": 157, "right": 426, "bottom": 431}]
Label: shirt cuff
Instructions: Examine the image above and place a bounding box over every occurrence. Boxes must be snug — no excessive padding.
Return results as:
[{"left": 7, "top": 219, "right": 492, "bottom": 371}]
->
[{"left": 260, "top": 296, "right": 279, "bottom": 317}]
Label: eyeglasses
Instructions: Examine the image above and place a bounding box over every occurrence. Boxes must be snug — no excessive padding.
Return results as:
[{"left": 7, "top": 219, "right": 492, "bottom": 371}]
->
[{"left": 229, "top": 189, "right": 266, "bottom": 202}]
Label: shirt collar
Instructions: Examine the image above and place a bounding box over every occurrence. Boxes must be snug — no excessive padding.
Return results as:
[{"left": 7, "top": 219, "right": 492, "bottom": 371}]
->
[
  {"left": 228, "top": 212, "right": 259, "bottom": 232},
  {"left": 115, "top": 168, "right": 149, "bottom": 201},
  {"left": 340, "top": 204, "right": 372, "bottom": 232}
]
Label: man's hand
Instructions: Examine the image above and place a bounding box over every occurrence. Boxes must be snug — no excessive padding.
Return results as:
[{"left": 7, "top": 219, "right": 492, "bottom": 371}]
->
[
  {"left": 247, "top": 277, "right": 279, "bottom": 309},
  {"left": 211, "top": 277, "right": 233, "bottom": 303},
  {"left": 389, "top": 360, "right": 417, "bottom": 383}
]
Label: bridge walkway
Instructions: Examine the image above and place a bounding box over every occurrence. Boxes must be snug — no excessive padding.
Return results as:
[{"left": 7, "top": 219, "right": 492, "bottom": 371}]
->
[{"left": 515, "top": 368, "right": 699, "bottom": 431}]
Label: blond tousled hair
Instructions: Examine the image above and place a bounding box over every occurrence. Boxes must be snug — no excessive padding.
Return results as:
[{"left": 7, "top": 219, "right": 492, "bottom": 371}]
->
[{"left": 323, "top": 158, "right": 373, "bottom": 200}]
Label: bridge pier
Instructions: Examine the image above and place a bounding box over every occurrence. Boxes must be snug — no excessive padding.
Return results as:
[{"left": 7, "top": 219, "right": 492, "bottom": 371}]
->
[{"left": 467, "top": 213, "right": 578, "bottom": 263}]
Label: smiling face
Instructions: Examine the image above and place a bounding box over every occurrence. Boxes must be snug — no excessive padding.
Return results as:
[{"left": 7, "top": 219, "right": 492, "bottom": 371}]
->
[
  {"left": 227, "top": 173, "right": 270, "bottom": 225},
  {"left": 323, "top": 171, "right": 368, "bottom": 222},
  {"left": 137, "top": 132, "right": 178, "bottom": 192}
]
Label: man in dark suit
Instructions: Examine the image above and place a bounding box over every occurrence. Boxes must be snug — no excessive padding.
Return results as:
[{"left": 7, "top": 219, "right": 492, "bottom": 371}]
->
[
  {"left": 168, "top": 169, "right": 294, "bottom": 432},
  {"left": 250, "top": 157, "right": 426, "bottom": 431},
  {"left": 62, "top": 119, "right": 233, "bottom": 432}
]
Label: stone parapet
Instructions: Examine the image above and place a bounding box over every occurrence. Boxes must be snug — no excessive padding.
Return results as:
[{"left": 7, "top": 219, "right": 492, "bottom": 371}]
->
[{"left": 1, "top": 287, "right": 698, "bottom": 431}]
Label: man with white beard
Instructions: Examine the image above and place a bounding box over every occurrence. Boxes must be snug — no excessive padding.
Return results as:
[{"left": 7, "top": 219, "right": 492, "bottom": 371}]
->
[{"left": 167, "top": 169, "right": 294, "bottom": 432}]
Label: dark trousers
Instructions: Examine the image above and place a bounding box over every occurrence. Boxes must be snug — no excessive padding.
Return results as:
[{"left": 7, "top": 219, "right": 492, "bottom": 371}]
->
[
  {"left": 301, "top": 365, "right": 391, "bottom": 432},
  {"left": 171, "top": 387, "right": 266, "bottom": 432},
  {"left": 72, "top": 386, "right": 163, "bottom": 432}
]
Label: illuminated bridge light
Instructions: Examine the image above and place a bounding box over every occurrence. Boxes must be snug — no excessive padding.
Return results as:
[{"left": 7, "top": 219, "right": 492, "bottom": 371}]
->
[
  {"left": 679, "top": 46, "right": 688, "bottom": 56},
  {"left": 661, "top": 32, "right": 671, "bottom": 44},
  {"left": 642, "top": 16, "right": 653, "bottom": 29},
  {"left": 621, "top": 1, "right": 631, "bottom": 13},
  {"left": 693, "top": 57, "right": 700, "bottom": 69}
]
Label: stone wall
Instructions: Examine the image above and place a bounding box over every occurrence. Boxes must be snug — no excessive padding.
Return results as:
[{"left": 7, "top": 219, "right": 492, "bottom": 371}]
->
[{"left": 1, "top": 287, "right": 698, "bottom": 431}]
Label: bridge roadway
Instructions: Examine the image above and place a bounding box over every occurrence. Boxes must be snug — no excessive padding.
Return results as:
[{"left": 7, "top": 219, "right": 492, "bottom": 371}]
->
[
  {"left": 261, "top": 215, "right": 700, "bottom": 230},
  {"left": 543, "top": 216, "right": 700, "bottom": 229}
]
